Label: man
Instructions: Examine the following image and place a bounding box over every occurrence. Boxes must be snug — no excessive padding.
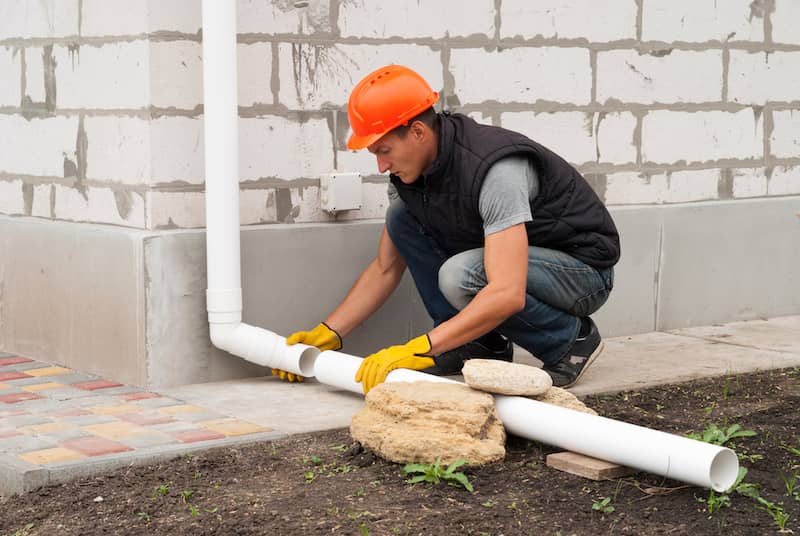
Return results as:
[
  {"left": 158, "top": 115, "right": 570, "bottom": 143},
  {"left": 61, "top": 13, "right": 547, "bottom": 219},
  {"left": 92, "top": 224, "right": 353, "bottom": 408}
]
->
[{"left": 275, "top": 64, "right": 619, "bottom": 393}]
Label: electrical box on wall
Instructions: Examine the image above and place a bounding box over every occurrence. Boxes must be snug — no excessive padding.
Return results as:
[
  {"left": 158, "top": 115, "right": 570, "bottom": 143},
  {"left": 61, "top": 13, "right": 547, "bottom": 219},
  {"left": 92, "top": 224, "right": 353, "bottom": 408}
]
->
[{"left": 320, "top": 172, "right": 362, "bottom": 213}]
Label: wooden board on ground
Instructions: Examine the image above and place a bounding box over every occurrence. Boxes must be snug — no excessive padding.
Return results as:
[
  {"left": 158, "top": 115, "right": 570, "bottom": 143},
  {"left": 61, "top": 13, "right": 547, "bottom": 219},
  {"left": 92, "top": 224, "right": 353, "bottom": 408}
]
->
[{"left": 546, "top": 451, "right": 638, "bottom": 480}]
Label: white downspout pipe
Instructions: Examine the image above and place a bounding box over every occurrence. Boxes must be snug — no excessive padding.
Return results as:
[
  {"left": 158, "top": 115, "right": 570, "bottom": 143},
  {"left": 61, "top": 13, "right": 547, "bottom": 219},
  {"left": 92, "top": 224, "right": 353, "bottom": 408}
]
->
[
  {"left": 200, "top": 0, "right": 738, "bottom": 492},
  {"left": 201, "top": 0, "right": 316, "bottom": 377}
]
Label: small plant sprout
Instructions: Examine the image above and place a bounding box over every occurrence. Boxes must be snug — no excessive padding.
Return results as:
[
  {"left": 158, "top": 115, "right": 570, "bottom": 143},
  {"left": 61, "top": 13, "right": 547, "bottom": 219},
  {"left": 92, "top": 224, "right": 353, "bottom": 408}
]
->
[
  {"left": 137, "top": 512, "right": 150, "bottom": 522},
  {"left": 403, "top": 458, "right": 474, "bottom": 492},
  {"left": 304, "top": 470, "right": 315, "bottom": 484},
  {"left": 180, "top": 490, "right": 194, "bottom": 502},
  {"left": 153, "top": 483, "right": 170, "bottom": 498},
  {"left": 781, "top": 470, "right": 800, "bottom": 501},
  {"left": 686, "top": 423, "right": 756, "bottom": 447},
  {"left": 592, "top": 496, "right": 615, "bottom": 514},
  {"left": 329, "top": 443, "right": 348, "bottom": 452}
]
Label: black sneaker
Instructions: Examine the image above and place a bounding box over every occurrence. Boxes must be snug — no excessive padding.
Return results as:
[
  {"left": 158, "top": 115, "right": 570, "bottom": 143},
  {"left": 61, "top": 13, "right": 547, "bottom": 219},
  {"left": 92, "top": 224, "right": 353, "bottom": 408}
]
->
[
  {"left": 421, "top": 334, "right": 514, "bottom": 376},
  {"left": 544, "top": 318, "right": 604, "bottom": 388}
]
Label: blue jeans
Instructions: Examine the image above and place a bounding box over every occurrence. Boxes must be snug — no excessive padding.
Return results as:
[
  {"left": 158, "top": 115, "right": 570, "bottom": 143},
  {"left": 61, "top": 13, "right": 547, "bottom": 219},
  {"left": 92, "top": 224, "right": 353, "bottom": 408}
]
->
[{"left": 385, "top": 200, "right": 614, "bottom": 366}]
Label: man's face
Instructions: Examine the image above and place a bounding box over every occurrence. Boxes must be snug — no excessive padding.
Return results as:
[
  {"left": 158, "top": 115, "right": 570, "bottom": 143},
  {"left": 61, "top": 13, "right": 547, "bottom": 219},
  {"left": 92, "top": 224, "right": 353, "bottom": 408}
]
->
[{"left": 367, "top": 129, "right": 429, "bottom": 184}]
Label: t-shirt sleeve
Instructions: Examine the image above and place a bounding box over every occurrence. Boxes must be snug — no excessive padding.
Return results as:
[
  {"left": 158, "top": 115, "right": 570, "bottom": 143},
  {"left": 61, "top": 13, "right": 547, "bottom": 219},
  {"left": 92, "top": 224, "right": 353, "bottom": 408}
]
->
[{"left": 479, "top": 155, "right": 539, "bottom": 237}]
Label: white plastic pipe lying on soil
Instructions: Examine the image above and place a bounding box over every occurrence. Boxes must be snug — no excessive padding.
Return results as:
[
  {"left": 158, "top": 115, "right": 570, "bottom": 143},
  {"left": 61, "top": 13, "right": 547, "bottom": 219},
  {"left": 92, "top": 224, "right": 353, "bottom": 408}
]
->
[
  {"left": 314, "top": 351, "right": 739, "bottom": 492},
  {"left": 201, "top": 0, "right": 738, "bottom": 494}
]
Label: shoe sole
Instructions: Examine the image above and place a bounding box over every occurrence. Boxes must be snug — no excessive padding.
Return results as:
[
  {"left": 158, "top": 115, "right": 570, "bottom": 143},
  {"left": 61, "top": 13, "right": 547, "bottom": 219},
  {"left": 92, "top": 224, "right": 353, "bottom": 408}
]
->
[{"left": 562, "top": 340, "right": 605, "bottom": 389}]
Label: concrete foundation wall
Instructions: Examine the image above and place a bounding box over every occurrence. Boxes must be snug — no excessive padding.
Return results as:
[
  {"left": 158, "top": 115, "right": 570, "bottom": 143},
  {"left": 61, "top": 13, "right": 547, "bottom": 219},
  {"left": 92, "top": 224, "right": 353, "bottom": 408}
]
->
[{"left": 2, "top": 196, "right": 798, "bottom": 388}]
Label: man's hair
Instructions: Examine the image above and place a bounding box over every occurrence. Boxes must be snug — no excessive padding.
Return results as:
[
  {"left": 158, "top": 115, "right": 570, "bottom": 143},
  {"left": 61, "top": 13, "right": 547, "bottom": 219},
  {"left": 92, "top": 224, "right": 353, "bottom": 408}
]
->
[{"left": 389, "top": 107, "right": 438, "bottom": 138}]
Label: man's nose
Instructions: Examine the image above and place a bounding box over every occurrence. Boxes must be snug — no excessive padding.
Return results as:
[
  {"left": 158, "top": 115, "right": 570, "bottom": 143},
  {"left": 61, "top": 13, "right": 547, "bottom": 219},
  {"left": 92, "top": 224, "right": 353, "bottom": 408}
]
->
[{"left": 376, "top": 155, "right": 391, "bottom": 174}]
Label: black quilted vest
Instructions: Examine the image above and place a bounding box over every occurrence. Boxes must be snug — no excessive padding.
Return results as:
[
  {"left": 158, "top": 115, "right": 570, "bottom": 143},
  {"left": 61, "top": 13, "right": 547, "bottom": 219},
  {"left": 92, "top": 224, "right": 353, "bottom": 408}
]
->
[{"left": 390, "top": 113, "right": 620, "bottom": 269}]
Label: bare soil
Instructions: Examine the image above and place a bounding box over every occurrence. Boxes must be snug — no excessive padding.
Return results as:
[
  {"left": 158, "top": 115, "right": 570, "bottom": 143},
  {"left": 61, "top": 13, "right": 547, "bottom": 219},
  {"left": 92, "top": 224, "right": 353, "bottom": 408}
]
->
[{"left": 1, "top": 368, "right": 799, "bottom": 536}]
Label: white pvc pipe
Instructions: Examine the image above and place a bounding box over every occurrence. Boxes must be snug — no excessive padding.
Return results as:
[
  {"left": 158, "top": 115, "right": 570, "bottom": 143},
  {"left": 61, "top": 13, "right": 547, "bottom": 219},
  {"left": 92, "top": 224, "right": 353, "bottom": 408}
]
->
[
  {"left": 314, "top": 351, "right": 738, "bottom": 492},
  {"left": 200, "top": 0, "right": 314, "bottom": 378},
  {"left": 200, "top": 1, "right": 737, "bottom": 492}
]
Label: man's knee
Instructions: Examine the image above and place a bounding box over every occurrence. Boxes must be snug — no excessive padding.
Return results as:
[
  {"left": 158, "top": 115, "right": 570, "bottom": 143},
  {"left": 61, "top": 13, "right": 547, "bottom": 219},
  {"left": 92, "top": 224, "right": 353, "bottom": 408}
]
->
[{"left": 438, "top": 251, "right": 484, "bottom": 310}]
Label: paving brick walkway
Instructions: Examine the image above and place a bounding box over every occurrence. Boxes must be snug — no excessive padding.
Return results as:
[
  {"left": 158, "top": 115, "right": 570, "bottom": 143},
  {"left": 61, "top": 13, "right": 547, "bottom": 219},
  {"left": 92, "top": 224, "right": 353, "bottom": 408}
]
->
[{"left": 0, "top": 354, "right": 282, "bottom": 494}]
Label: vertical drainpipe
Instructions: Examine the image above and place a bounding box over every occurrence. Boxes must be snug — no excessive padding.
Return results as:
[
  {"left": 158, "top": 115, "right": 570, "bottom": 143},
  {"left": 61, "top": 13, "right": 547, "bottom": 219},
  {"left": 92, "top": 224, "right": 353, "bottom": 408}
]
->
[{"left": 201, "top": 0, "right": 317, "bottom": 376}]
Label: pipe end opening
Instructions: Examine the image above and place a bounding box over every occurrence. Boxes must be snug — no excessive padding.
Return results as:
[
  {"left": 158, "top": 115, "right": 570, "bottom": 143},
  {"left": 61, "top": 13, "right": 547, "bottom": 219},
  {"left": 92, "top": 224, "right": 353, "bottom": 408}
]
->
[
  {"left": 709, "top": 448, "right": 739, "bottom": 492},
  {"left": 298, "top": 346, "right": 320, "bottom": 378}
]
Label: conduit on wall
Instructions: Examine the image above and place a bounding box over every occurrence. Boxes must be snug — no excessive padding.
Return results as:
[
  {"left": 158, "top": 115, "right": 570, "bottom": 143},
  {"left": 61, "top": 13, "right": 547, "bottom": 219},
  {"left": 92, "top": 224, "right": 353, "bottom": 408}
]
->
[{"left": 201, "top": 0, "right": 739, "bottom": 492}]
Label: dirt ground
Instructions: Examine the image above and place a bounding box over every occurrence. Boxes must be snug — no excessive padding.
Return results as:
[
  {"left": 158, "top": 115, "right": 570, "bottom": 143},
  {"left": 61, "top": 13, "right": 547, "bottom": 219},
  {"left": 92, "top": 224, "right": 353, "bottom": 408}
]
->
[{"left": 1, "top": 367, "right": 798, "bottom": 536}]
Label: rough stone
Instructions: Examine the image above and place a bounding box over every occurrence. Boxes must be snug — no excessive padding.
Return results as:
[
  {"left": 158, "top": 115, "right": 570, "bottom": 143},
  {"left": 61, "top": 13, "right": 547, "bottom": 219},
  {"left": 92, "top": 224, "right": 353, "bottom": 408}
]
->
[
  {"left": 349, "top": 381, "right": 505, "bottom": 466},
  {"left": 531, "top": 387, "right": 598, "bottom": 416},
  {"left": 462, "top": 359, "right": 552, "bottom": 396}
]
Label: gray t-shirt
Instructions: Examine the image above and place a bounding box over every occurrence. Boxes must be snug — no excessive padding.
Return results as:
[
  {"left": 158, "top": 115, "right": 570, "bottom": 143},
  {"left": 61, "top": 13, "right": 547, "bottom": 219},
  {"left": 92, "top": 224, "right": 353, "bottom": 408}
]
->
[{"left": 386, "top": 155, "right": 539, "bottom": 237}]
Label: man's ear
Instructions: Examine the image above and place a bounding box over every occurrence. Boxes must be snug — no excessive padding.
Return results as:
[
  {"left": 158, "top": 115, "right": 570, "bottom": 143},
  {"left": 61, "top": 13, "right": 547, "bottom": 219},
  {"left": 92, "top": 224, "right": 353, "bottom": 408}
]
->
[{"left": 410, "top": 120, "right": 427, "bottom": 142}]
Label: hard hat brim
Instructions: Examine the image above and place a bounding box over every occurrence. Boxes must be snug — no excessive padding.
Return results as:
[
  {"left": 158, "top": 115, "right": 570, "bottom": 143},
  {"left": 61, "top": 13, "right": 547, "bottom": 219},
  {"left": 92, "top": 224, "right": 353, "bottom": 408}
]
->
[{"left": 346, "top": 131, "right": 386, "bottom": 151}]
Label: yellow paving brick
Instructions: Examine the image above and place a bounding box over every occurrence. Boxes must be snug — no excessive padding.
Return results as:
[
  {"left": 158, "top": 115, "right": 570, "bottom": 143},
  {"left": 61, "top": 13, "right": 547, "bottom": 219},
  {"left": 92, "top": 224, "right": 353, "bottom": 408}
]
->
[
  {"left": 82, "top": 421, "right": 147, "bottom": 440},
  {"left": 158, "top": 404, "right": 205, "bottom": 415},
  {"left": 19, "top": 422, "right": 68, "bottom": 434},
  {"left": 0, "top": 383, "right": 10, "bottom": 390},
  {"left": 24, "top": 366, "right": 73, "bottom": 377},
  {"left": 19, "top": 447, "right": 84, "bottom": 465},
  {"left": 23, "top": 382, "right": 65, "bottom": 392},
  {"left": 88, "top": 403, "right": 141, "bottom": 415},
  {"left": 198, "top": 419, "right": 272, "bottom": 436}
]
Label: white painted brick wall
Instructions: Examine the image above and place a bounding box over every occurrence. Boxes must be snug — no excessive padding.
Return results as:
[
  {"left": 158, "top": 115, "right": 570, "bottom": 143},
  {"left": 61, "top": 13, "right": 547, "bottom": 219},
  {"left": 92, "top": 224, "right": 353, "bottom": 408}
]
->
[
  {"left": 150, "top": 41, "right": 203, "bottom": 109},
  {"left": 605, "top": 170, "right": 718, "bottom": 204},
  {"left": 81, "top": 0, "right": 148, "bottom": 37},
  {"left": 501, "top": 111, "right": 596, "bottom": 164},
  {"left": 238, "top": 0, "right": 331, "bottom": 34},
  {"left": 339, "top": 0, "right": 495, "bottom": 39},
  {"left": 0, "top": 180, "right": 25, "bottom": 215},
  {"left": 31, "top": 184, "right": 52, "bottom": 218},
  {"left": 769, "top": 166, "right": 800, "bottom": 195},
  {"left": 150, "top": 116, "right": 204, "bottom": 184},
  {"left": 450, "top": 48, "right": 592, "bottom": 105},
  {"left": 83, "top": 117, "right": 150, "bottom": 185},
  {"left": 772, "top": 0, "right": 800, "bottom": 45},
  {"left": 238, "top": 43, "right": 272, "bottom": 107},
  {"left": 278, "top": 43, "right": 442, "bottom": 110},
  {"left": 771, "top": 110, "right": 800, "bottom": 159},
  {"left": 149, "top": 0, "right": 201, "bottom": 34},
  {"left": 239, "top": 116, "right": 333, "bottom": 180},
  {"left": 0, "top": 0, "right": 79, "bottom": 40},
  {"left": 0, "top": 115, "right": 79, "bottom": 176},
  {"left": 0, "top": 46, "right": 20, "bottom": 106},
  {"left": 597, "top": 50, "right": 722, "bottom": 104},
  {"left": 597, "top": 112, "right": 638, "bottom": 165},
  {"left": 55, "top": 42, "right": 150, "bottom": 109},
  {"left": 146, "top": 191, "right": 205, "bottom": 228},
  {"left": 729, "top": 51, "right": 800, "bottom": 105},
  {"left": 500, "top": 111, "right": 637, "bottom": 165},
  {"left": 731, "top": 167, "right": 767, "bottom": 198},
  {"left": 53, "top": 185, "right": 145, "bottom": 227},
  {"left": 336, "top": 182, "right": 393, "bottom": 221},
  {"left": 337, "top": 147, "right": 379, "bottom": 176},
  {"left": 500, "top": 0, "right": 637, "bottom": 42},
  {"left": 642, "top": 110, "right": 762, "bottom": 164},
  {"left": 23, "top": 47, "right": 46, "bottom": 103},
  {"left": 641, "top": 0, "right": 763, "bottom": 43}
]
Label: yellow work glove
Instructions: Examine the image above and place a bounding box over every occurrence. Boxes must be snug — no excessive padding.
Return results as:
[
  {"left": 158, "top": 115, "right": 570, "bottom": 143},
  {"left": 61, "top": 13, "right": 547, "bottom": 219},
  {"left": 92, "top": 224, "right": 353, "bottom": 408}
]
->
[
  {"left": 273, "top": 322, "right": 343, "bottom": 382},
  {"left": 355, "top": 334, "right": 434, "bottom": 394}
]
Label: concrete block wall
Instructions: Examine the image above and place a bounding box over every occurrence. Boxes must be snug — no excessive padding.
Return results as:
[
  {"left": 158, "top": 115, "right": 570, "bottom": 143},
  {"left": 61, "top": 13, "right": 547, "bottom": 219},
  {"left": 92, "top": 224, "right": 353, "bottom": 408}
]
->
[{"left": 1, "top": 0, "right": 799, "bottom": 227}]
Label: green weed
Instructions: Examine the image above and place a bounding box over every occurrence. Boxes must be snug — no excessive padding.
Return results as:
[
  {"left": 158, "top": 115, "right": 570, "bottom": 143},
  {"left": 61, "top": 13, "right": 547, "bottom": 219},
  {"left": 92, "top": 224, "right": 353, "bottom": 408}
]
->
[
  {"left": 686, "top": 423, "right": 756, "bottom": 447},
  {"left": 5, "top": 523, "right": 35, "bottom": 536},
  {"left": 403, "top": 457, "right": 474, "bottom": 492},
  {"left": 136, "top": 512, "right": 150, "bottom": 523},
  {"left": 152, "top": 483, "right": 170, "bottom": 498},
  {"left": 592, "top": 496, "right": 615, "bottom": 514}
]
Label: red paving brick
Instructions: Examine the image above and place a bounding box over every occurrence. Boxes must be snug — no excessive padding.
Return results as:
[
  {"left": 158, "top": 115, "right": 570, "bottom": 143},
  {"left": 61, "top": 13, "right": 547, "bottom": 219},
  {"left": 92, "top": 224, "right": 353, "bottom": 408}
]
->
[
  {"left": 174, "top": 429, "right": 226, "bottom": 443},
  {"left": 0, "top": 392, "right": 43, "bottom": 404},
  {"left": 119, "top": 392, "right": 160, "bottom": 401},
  {"left": 61, "top": 436, "right": 132, "bottom": 456},
  {"left": 118, "top": 412, "right": 175, "bottom": 426},
  {"left": 0, "top": 371, "right": 32, "bottom": 381},
  {"left": 0, "top": 430, "right": 22, "bottom": 439},
  {"left": 0, "top": 409, "right": 28, "bottom": 418},
  {"left": 0, "top": 357, "right": 34, "bottom": 367},
  {"left": 72, "top": 380, "right": 124, "bottom": 391}
]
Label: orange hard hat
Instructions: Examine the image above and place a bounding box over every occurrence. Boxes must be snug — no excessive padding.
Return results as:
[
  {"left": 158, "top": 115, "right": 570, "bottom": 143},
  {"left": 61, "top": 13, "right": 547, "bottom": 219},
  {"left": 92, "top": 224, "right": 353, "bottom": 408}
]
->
[{"left": 346, "top": 64, "right": 439, "bottom": 150}]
